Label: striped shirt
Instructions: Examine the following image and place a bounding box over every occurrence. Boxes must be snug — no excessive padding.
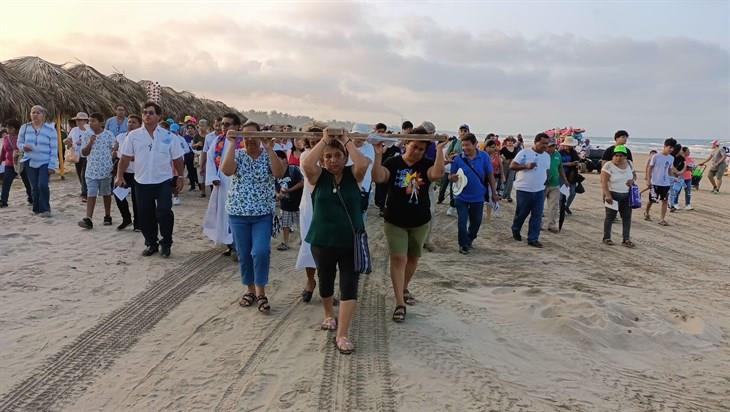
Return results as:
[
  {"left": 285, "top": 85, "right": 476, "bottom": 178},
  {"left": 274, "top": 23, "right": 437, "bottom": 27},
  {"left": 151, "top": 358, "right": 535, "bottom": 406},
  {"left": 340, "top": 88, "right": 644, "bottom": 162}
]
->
[{"left": 17, "top": 122, "right": 59, "bottom": 170}]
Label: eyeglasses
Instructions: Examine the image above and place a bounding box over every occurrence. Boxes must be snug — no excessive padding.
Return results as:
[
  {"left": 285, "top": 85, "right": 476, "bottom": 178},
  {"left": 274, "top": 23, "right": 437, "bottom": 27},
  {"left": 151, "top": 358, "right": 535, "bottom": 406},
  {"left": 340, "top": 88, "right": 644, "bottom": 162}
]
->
[{"left": 143, "top": 110, "right": 156, "bottom": 116}]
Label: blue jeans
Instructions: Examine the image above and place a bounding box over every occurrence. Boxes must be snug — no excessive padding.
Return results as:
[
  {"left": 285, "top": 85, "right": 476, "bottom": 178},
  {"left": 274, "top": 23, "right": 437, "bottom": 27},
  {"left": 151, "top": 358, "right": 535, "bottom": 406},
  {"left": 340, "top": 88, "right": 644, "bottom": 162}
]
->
[
  {"left": 229, "top": 214, "right": 273, "bottom": 287},
  {"left": 671, "top": 179, "right": 692, "bottom": 206},
  {"left": 26, "top": 163, "right": 51, "bottom": 213},
  {"left": 512, "top": 190, "right": 545, "bottom": 242},
  {"left": 455, "top": 199, "right": 484, "bottom": 248}
]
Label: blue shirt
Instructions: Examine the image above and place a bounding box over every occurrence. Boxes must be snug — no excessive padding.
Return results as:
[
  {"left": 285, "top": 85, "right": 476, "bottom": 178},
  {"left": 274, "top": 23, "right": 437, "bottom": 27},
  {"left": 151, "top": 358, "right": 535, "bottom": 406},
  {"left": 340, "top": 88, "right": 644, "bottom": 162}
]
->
[
  {"left": 17, "top": 122, "right": 59, "bottom": 170},
  {"left": 451, "top": 151, "right": 493, "bottom": 203},
  {"left": 105, "top": 117, "right": 128, "bottom": 135}
]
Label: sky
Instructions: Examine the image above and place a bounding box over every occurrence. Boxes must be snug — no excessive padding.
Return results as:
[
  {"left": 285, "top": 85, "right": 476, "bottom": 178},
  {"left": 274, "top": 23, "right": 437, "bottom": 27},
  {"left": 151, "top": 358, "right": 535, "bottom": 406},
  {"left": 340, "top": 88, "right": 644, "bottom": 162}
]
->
[{"left": 2, "top": 0, "right": 729, "bottom": 138}]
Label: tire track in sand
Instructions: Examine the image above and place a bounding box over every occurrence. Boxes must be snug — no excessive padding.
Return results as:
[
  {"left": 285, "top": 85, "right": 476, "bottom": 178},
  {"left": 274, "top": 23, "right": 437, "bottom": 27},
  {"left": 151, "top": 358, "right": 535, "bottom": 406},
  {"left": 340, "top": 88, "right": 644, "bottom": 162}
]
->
[
  {"left": 0, "top": 249, "right": 227, "bottom": 412},
  {"left": 316, "top": 242, "right": 396, "bottom": 412}
]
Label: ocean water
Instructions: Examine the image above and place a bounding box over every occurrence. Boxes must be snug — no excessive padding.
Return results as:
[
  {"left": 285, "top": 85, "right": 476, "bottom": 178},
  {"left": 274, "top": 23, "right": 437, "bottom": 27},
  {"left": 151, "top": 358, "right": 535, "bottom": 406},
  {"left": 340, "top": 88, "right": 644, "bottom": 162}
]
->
[
  {"left": 584, "top": 136, "right": 723, "bottom": 158},
  {"left": 439, "top": 131, "right": 725, "bottom": 158}
]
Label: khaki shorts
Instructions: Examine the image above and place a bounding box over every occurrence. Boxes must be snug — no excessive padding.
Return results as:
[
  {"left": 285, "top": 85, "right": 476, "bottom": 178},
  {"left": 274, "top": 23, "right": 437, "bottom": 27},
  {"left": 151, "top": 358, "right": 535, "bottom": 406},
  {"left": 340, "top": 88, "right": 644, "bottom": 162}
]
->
[
  {"left": 709, "top": 162, "right": 727, "bottom": 178},
  {"left": 384, "top": 221, "right": 429, "bottom": 257}
]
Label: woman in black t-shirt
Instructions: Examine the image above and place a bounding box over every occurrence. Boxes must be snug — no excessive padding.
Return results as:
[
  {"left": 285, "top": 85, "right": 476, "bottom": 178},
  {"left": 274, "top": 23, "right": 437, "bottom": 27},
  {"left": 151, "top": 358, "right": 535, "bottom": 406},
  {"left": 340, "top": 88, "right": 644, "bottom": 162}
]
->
[
  {"left": 372, "top": 129, "right": 446, "bottom": 322},
  {"left": 500, "top": 136, "right": 518, "bottom": 202}
]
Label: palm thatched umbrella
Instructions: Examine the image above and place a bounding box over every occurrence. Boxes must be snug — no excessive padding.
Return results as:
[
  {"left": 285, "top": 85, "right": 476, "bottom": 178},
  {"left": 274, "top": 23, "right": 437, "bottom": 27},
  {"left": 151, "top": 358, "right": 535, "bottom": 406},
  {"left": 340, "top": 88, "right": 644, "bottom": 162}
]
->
[
  {"left": 0, "top": 63, "right": 45, "bottom": 121},
  {"left": 109, "top": 72, "right": 147, "bottom": 113},
  {"left": 3, "top": 56, "right": 111, "bottom": 118},
  {"left": 66, "top": 63, "right": 140, "bottom": 116}
]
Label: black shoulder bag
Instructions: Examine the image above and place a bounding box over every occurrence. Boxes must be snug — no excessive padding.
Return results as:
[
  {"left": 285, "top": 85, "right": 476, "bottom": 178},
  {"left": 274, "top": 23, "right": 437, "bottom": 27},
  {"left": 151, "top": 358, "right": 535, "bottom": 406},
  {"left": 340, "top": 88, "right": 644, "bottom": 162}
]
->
[{"left": 334, "top": 178, "right": 372, "bottom": 275}]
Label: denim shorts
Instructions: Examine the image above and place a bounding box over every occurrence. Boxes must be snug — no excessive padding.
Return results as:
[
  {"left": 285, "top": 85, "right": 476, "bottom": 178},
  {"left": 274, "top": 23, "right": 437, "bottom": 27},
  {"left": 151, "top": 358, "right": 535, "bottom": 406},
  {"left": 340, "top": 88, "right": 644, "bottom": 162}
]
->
[{"left": 87, "top": 176, "right": 112, "bottom": 197}]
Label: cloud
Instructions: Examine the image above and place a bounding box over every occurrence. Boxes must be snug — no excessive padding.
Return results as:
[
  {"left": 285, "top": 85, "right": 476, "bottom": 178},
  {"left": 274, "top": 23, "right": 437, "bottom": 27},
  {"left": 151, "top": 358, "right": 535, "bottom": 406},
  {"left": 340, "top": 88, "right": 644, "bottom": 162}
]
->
[{"left": 1, "top": 4, "right": 727, "bottom": 137}]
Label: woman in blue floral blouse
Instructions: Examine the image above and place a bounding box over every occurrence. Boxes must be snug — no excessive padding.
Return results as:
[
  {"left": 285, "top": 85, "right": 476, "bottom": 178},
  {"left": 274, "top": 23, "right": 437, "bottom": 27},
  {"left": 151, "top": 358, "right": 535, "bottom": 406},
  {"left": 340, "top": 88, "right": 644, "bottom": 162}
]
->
[{"left": 222, "top": 120, "right": 286, "bottom": 313}]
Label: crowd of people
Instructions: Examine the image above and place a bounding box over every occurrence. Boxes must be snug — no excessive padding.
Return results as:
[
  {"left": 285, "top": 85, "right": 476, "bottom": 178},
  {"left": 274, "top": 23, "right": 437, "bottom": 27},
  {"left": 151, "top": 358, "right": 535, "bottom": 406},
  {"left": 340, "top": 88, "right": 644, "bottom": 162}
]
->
[{"left": 1, "top": 103, "right": 728, "bottom": 355}]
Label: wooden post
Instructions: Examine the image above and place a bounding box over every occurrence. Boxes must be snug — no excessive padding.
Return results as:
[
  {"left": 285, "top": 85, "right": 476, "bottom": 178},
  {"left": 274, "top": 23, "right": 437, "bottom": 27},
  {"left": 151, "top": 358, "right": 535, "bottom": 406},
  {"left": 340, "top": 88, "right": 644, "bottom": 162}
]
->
[{"left": 55, "top": 114, "right": 65, "bottom": 179}]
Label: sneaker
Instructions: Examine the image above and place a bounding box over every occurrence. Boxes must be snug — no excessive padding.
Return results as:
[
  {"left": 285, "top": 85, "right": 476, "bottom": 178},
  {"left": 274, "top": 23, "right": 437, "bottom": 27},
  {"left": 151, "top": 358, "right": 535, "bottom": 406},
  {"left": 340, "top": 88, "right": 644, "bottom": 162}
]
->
[
  {"left": 78, "top": 217, "right": 93, "bottom": 229},
  {"left": 512, "top": 231, "right": 522, "bottom": 241},
  {"left": 565, "top": 208, "right": 573, "bottom": 215},
  {"left": 458, "top": 247, "right": 470, "bottom": 255},
  {"left": 172, "top": 196, "right": 181, "bottom": 206},
  {"left": 160, "top": 245, "right": 171, "bottom": 258},
  {"left": 142, "top": 245, "right": 159, "bottom": 256},
  {"left": 527, "top": 240, "right": 544, "bottom": 248},
  {"left": 117, "top": 220, "right": 132, "bottom": 230},
  {"left": 0, "top": 203, "right": 8, "bottom": 208},
  {"left": 103, "top": 215, "right": 112, "bottom": 226},
  {"left": 684, "top": 205, "right": 693, "bottom": 210},
  {"left": 446, "top": 207, "right": 456, "bottom": 216},
  {"left": 39, "top": 211, "right": 52, "bottom": 218}
]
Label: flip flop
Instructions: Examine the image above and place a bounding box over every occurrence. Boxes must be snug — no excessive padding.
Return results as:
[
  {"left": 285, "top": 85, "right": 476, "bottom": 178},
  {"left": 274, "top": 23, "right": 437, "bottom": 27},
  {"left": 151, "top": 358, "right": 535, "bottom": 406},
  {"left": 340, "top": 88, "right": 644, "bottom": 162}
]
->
[
  {"left": 334, "top": 337, "right": 354, "bottom": 354},
  {"left": 320, "top": 317, "right": 337, "bottom": 331},
  {"left": 658, "top": 220, "right": 670, "bottom": 226}
]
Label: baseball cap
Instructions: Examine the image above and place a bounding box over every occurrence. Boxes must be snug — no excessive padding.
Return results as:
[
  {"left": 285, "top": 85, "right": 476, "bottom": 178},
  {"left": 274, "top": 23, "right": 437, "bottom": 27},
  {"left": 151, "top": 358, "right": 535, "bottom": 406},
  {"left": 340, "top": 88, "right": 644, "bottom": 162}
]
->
[
  {"left": 459, "top": 124, "right": 470, "bottom": 131},
  {"left": 614, "top": 145, "right": 628, "bottom": 155}
]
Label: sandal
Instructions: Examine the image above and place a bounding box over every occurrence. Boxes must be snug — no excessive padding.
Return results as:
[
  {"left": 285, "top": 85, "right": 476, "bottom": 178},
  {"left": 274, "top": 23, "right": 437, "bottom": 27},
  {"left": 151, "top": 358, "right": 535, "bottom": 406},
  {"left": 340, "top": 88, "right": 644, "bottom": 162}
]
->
[
  {"left": 602, "top": 239, "right": 615, "bottom": 246},
  {"left": 257, "top": 295, "right": 271, "bottom": 313},
  {"left": 239, "top": 292, "right": 256, "bottom": 307},
  {"left": 276, "top": 243, "right": 289, "bottom": 251},
  {"left": 403, "top": 290, "right": 416, "bottom": 306},
  {"left": 622, "top": 240, "right": 636, "bottom": 248},
  {"left": 320, "top": 317, "right": 337, "bottom": 331},
  {"left": 658, "top": 220, "right": 670, "bottom": 226},
  {"left": 334, "top": 336, "right": 354, "bottom": 354},
  {"left": 302, "top": 281, "right": 316, "bottom": 303},
  {"left": 392, "top": 305, "right": 406, "bottom": 323}
]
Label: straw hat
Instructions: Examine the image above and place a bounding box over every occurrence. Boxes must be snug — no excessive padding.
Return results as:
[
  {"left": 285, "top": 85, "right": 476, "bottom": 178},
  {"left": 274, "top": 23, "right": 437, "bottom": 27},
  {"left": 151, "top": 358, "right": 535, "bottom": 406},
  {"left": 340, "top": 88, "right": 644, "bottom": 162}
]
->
[
  {"left": 561, "top": 136, "right": 579, "bottom": 147},
  {"left": 451, "top": 169, "right": 468, "bottom": 196},
  {"left": 71, "top": 112, "right": 89, "bottom": 120}
]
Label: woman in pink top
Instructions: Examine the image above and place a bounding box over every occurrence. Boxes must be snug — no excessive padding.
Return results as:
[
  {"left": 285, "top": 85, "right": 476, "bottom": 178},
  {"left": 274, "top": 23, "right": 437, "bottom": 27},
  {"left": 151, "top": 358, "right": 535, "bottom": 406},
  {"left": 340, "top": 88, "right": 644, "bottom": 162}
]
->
[
  {"left": 1, "top": 119, "right": 28, "bottom": 207},
  {"left": 672, "top": 146, "right": 694, "bottom": 210},
  {"left": 288, "top": 138, "right": 305, "bottom": 167}
]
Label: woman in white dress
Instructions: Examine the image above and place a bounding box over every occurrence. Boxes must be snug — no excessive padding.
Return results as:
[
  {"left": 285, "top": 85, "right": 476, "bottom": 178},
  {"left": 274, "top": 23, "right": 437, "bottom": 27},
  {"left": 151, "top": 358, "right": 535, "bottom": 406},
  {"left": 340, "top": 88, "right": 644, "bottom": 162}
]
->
[{"left": 295, "top": 125, "right": 324, "bottom": 302}]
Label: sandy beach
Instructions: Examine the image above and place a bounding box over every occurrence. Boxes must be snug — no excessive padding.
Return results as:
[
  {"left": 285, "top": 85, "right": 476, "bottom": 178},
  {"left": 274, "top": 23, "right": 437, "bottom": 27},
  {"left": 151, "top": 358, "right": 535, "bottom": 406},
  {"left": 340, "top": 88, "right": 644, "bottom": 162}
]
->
[{"left": 0, "top": 152, "right": 728, "bottom": 411}]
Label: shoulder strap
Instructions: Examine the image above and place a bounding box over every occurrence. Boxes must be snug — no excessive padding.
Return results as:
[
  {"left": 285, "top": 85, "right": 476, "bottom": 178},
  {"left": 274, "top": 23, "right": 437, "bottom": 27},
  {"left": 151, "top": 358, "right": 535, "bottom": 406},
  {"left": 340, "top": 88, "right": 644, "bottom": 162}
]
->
[
  {"left": 334, "top": 177, "right": 357, "bottom": 237},
  {"left": 460, "top": 154, "right": 487, "bottom": 190}
]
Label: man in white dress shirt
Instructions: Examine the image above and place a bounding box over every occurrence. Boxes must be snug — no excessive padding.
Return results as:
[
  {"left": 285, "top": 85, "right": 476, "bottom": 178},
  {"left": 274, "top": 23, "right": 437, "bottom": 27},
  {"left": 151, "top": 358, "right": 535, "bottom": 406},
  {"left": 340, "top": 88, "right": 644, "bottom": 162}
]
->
[{"left": 116, "top": 102, "right": 185, "bottom": 258}]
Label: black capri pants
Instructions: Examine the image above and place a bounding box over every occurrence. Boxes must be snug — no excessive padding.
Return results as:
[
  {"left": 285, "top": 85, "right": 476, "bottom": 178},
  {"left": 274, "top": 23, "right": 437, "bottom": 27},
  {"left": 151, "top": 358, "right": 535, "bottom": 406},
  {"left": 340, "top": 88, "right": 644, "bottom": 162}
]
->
[{"left": 311, "top": 245, "right": 359, "bottom": 301}]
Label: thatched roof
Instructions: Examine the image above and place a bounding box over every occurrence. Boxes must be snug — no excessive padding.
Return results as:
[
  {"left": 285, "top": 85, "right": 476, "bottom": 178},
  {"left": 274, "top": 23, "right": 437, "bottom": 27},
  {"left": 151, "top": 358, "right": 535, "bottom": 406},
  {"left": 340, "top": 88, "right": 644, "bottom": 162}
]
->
[
  {"left": 2, "top": 56, "right": 247, "bottom": 124},
  {"left": 3, "top": 56, "right": 111, "bottom": 119},
  {"left": 66, "top": 64, "right": 140, "bottom": 115},
  {"left": 109, "top": 72, "right": 147, "bottom": 106},
  {"left": 0, "top": 63, "right": 46, "bottom": 121}
]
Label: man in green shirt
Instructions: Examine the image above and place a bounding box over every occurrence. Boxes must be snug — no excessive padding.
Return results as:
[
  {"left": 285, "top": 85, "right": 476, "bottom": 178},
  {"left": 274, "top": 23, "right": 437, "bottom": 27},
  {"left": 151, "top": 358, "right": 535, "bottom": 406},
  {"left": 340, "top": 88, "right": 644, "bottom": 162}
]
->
[{"left": 545, "top": 139, "right": 567, "bottom": 233}]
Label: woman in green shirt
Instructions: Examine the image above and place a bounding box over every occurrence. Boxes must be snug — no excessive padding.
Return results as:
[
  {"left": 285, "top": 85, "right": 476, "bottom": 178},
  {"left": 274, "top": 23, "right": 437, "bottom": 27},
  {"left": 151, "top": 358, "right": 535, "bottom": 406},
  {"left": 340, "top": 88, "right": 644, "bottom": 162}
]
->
[{"left": 302, "top": 128, "right": 370, "bottom": 354}]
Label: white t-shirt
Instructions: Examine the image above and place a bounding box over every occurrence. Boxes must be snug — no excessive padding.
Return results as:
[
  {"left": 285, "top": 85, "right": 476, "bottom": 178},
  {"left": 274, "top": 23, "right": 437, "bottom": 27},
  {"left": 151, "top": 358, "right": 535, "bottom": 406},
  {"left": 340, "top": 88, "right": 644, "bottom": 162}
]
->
[
  {"left": 602, "top": 161, "right": 633, "bottom": 193},
  {"left": 121, "top": 126, "right": 185, "bottom": 184},
  {"left": 512, "top": 148, "right": 551, "bottom": 192},
  {"left": 69, "top": 126, "right": 91, "bottom": 158},
  {"left": 649, "top": 153, "right": 674, "bottom": 187},
  {"left": 116, "top": 132, "right": 135, "bottom": 173}
]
